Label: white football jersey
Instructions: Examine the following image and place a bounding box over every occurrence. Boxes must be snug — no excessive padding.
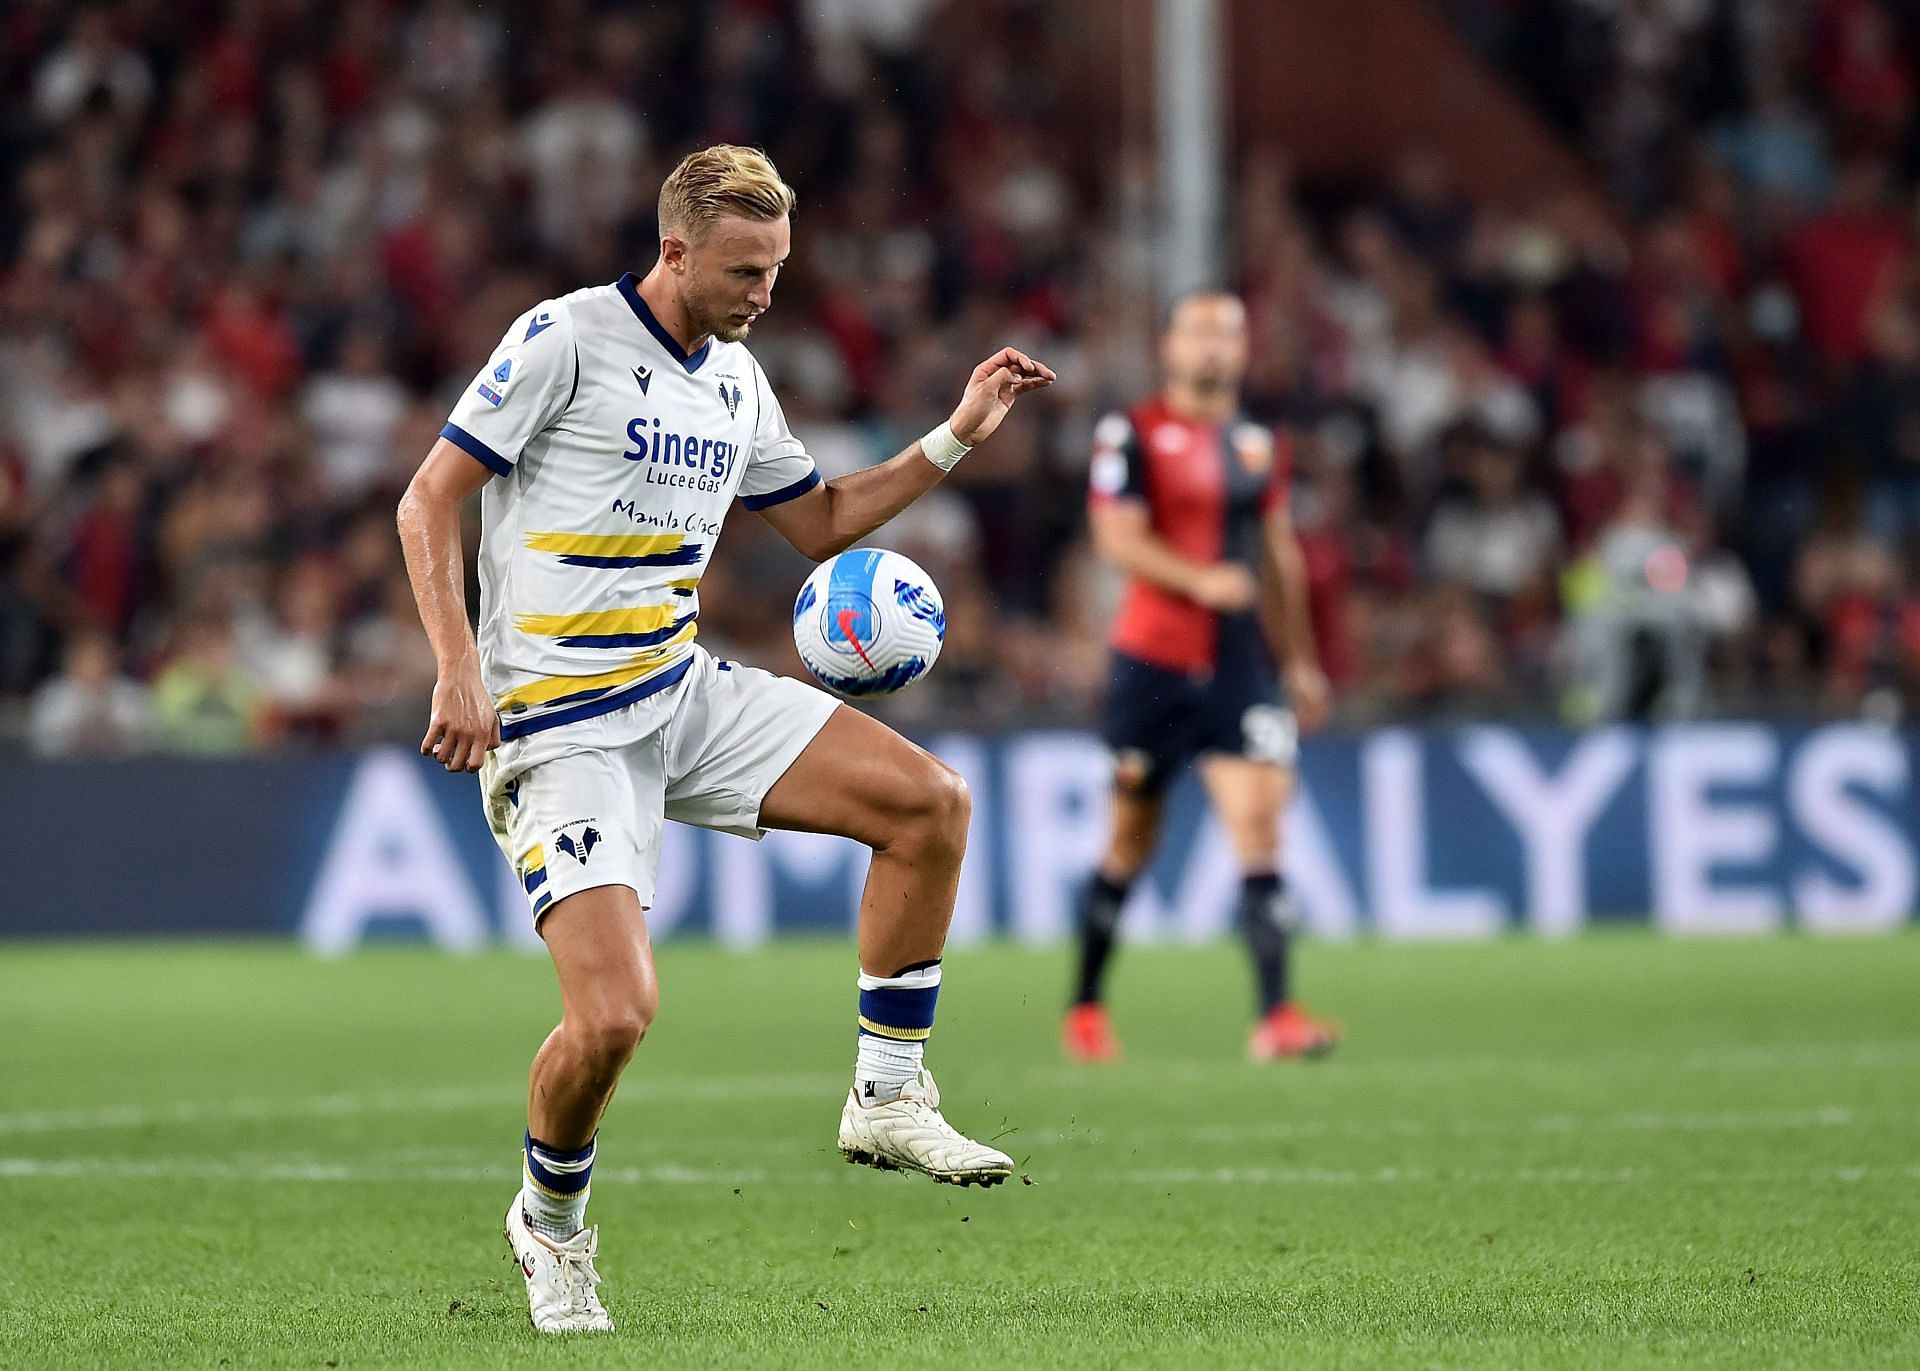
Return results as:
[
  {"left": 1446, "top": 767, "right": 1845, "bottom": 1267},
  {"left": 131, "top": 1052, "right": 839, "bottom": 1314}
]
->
[{"left": 440, "top": 273, "right": 820, "bottom": 740}]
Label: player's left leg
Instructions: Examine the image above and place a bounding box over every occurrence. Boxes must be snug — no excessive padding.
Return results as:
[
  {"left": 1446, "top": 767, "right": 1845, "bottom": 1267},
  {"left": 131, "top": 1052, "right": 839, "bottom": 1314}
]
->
[
  {"left": 1064, "top": 652, "right": 1198, "bottom": 1063},
  {"left": 1199, "top": 753, "right": 1339, "bottom": 1060},
  {"left": 756, "top": 706, "right": 1013, "bottom": 1184},
  {"left": 661, "top": 648, "right": 1012, "bottom": 1185}
]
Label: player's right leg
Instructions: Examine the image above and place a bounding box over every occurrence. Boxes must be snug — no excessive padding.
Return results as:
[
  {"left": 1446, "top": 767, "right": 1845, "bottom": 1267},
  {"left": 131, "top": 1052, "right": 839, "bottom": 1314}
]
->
[
  {"left": 505, "top": 886, "right": 657, "bottom": 1333},
  {"left": 1064, "top": 787, "right": 1161, "bottom": 1063},
  {"left": 483, "top": 735, "right": 662, "bottom": 1333},
  {"left": 506, "top": 879, "right": 656, "bottom": 1328},
  {"left": 1064, "top": 653, "right": 1191, "bottom": 1062}
]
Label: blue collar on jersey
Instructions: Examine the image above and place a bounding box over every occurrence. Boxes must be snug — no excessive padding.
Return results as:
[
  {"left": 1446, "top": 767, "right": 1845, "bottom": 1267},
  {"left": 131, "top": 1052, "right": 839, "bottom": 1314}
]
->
[{"left": 615, "top": 273, "right": 712, "bottom": 373}]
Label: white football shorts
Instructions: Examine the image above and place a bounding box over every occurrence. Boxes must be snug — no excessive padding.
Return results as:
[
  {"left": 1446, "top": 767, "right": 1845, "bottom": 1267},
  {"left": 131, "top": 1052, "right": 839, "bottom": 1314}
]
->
[{"left": 479, "top": 645, "right": 840, "bottom": 923}]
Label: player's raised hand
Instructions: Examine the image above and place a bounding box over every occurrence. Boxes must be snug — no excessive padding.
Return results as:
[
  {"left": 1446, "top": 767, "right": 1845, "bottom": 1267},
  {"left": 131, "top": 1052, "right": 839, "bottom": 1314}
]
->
[
  {"left": 421, "top": 660, "right": 501, "bottom": 772},
  {"left": 950, "top": 346, "right": 1056, "bottom": 447}
]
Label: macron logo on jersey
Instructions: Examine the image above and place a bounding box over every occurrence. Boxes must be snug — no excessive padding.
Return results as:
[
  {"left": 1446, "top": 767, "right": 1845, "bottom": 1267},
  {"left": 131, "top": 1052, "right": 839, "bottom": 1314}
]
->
[
  {"left": 633, "top": 365, "right": 652, "bottom": 395},
  {"left": 524, "top": 312, "right": 555, "bottom": 341}
]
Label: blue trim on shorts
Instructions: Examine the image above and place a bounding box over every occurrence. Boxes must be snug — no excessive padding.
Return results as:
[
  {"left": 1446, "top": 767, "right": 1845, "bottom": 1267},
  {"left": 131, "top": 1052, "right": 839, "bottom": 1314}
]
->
[{"left": 498, "top": 656, "right": 693, "bottom": 741}]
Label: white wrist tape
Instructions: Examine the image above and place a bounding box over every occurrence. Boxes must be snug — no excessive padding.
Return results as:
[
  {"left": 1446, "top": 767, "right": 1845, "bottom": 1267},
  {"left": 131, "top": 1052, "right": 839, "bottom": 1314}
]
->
[{"left": 919, "top": 420, "right": 972, "bottom": 472}]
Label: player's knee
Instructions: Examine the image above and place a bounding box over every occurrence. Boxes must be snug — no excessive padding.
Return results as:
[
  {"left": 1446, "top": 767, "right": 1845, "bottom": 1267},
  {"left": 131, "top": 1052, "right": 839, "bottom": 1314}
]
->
[
  {"left": 923, "top": 762, "right": 971, "bottom": 850},
  {"left": 580, "top": 1012, "right": 647, "bottom": 1068},
  {"left": 893, "top": 759, "right": 970, "bottom": 859},
  {"left": 577, "top": 987, "right": 657, "bottom": 1067}
]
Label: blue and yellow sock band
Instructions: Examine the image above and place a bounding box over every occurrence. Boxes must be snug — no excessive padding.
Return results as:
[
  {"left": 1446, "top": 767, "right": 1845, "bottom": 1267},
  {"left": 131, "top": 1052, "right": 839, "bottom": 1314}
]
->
[
  {"left": 524, "top": 1132, "right": 595, "bottom": 1200},
  {"left": 856, "top": 963, "right": 941, "bottom": 1042}
]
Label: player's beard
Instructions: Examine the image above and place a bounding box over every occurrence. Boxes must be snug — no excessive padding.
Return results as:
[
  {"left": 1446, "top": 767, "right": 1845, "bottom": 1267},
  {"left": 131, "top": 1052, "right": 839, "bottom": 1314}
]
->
[
  {"left": 1181, "top": 368, "right": 1239, "bottom": 400},
  {"left": 690, "top": 293, "right": 756, "bottom": 344}
]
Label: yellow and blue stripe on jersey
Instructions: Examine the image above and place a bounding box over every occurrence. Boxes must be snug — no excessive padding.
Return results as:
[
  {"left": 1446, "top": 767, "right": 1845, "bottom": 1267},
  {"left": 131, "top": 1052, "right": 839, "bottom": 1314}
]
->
[
  {"left": 493, "top": 531, "right": 708, "bottom": 738},
  {"left": 494, "top": 621, "right": 700, "bottom": 741},
  {"left": 514, "top": 605, "right": 697, "bottom": 650},
  {"left": 522, "top": 530, "right": 702, "bottom": 568}
]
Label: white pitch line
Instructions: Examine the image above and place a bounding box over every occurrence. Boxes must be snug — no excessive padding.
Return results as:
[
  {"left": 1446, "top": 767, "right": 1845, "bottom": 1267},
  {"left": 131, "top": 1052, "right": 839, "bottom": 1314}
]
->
[
  {"left": 0, "top": 1154, "right": 1915, "bottom": 1189},
  {"left": 1100, "top": 1163, "right": 1920, "bottom": 1187},
  {"left": 1035, "top": 1039, "right": 1920, "bottom": 1089},
  {"left": 0, "top": 1087, "right": 516, "bottom": 1138},
  {"left": 0, "top": 1156, "right": 782, "bottom": 1187},
  {"left": 1163, "top": 1104, "right": 1871, "bottom": 1147},
  {"left": 4, "top": 1048, "right": 1910, "bottom": 1144},
  {"left": 0, "top": 1073, "right": 847, "bottom": 1138},
  {"left": 5, "top": 1037, "right": 1914, "bottom": 1143}
]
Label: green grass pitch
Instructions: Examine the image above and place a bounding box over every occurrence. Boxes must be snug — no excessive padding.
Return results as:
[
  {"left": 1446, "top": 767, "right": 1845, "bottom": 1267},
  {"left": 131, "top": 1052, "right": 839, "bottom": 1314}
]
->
[{"left": 2, "top": 932, "right": 1916, "bottom": 1369}]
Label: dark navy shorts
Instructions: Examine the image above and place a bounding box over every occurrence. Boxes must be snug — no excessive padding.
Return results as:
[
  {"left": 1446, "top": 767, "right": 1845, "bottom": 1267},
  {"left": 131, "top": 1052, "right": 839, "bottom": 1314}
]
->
[{"left": 1099, "top": 637, "right": 1298, "bottom": 797}]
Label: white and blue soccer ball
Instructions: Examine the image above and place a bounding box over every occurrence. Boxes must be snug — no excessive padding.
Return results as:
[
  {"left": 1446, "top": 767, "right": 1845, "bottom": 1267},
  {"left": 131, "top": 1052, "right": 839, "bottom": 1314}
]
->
[{"left": 793, "top": 548, "right": 945, "bottom": 697}]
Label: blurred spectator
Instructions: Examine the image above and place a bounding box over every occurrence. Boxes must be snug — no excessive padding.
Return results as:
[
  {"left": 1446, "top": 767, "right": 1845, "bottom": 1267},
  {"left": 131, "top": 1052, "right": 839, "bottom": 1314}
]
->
[
  {"left": 244, "top": 557, "right": 353, "bottom": 744},
  {"left": 301, "top": 328, "right": 410, "bottom": 500},
  {"left": 32, "top": 5, "right": 152, "bottom": 125},
  {"left": 2, "top": 0, "right": 1920, "bottom": 750},
  {"left": 27, "top": 629, "right": 149, "bottom": 757},
  {"left": 62, "top": 458, "right": 147, "bottom": 640},
  {"left": 150, "top": 613, "right": 264, "bottom": 755},
  {"left": 1781, "top": 155, "right": 1908, "bottom": 369},
  {"left": 1841, "top": 301, "right": 1920, "bottom": 538},
  {"left": 342, "top": 577, "right": 439, "bottom": 742},
  {"left": 1424, "top": 428, "right": 1562, "bottom": 604},
  {"left": 1562, "top": 463, "right": 1730, "bottom": 723},
  {"left": 1794, "top": 526, "right": 1920, "bottom": 712}
]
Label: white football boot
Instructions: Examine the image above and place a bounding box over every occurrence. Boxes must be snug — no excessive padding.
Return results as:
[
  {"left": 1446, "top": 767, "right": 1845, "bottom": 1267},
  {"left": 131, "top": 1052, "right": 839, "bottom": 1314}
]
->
[
  {"left": 837, "top": 1068, "right": 1015, "bottom": 1186},
  {"left": 503, "top": 1197, "right": 615, "bottom": 1333}
]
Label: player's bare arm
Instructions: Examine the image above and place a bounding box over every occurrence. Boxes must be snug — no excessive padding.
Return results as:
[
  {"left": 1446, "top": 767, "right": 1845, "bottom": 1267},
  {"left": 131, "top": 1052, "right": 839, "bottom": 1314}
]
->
[
  {"left": 1259, "top": 508, "right": 1331, "bottom": 731},
  {"left": 1089, "top": 499, "right": 1256, "bottom": 611},
  {"left": 756, "top": 347, "right": 1054, "bottom": 559},
  {"left": 397, "top": 438, "right": 500, "bottom": 773}
]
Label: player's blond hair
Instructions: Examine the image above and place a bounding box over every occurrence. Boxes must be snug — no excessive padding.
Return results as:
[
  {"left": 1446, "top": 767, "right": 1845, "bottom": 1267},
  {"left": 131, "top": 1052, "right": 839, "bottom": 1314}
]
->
[{"left": 657, "top": 145, "right": 796, "bottom": 240}]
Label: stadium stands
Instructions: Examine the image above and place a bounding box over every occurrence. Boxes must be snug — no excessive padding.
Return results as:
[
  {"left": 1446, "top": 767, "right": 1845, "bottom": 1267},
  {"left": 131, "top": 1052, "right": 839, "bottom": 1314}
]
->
[{"left": 3, "top": 0, "right": 1918, "bottom": 754}]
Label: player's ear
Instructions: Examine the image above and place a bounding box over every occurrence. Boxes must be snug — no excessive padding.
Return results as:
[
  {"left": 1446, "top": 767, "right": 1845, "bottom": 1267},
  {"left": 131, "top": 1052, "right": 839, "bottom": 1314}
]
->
[{"left": 660, "top": 235, "right": 689, "bottom": 274}]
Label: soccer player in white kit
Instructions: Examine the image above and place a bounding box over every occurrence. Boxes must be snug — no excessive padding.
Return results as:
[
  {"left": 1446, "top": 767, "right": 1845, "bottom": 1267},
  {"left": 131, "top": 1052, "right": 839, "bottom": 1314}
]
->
[{"left": 397, "top": 145, "right": 1054, "bottom": 1334}]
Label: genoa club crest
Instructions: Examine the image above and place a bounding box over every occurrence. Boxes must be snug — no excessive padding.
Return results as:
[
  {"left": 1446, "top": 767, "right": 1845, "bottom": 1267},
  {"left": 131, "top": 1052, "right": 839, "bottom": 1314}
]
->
[{"left": 1231, "top": 424, "right": 1273, "bottom": 477}]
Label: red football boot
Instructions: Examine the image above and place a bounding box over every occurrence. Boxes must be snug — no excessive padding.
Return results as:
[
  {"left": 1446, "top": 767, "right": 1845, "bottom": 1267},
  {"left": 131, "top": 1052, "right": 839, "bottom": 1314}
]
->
[
  {"left": 1246, "top": 1003, "right": 1340, "bottom": 1062},
  {"left": 1062, "top": 1003, "right": 1122, "bottom": 1064}
]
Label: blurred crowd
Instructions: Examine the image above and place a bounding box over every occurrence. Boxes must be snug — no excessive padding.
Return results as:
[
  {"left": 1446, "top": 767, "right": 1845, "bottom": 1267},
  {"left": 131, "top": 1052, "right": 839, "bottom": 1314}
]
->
[{"left": 5, "top": 0, "right": 1920, "bottom": 759}]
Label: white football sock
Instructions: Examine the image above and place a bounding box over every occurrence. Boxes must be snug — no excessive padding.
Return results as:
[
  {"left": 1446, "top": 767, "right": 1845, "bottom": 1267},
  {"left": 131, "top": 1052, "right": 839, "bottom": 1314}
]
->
[
  {"left": 521, "top": 1134, "right": 594, "bottom": 1242},
  {"left": 855, "top": 1032, "right": 925, "bottom": 1105},
  {"left": 854, "top": 963, "right": 940, "bottom": 1105}
]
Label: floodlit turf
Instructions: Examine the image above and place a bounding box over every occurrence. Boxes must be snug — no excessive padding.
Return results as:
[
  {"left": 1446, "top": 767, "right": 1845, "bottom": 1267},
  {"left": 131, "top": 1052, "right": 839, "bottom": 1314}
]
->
[{"left": 2, "top": 932, "right": 1917, "bottom": 1370}]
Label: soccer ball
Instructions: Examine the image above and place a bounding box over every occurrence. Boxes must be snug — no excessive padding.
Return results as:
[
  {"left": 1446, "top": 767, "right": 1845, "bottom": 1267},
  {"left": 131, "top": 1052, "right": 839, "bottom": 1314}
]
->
[{"left": 792, "top": 548, "right": 945, "bottom": 697}]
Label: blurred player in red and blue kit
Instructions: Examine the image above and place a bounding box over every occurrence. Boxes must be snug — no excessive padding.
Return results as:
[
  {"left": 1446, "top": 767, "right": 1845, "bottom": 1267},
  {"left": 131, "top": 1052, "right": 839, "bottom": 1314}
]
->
[{"left": 1065, "top": 292, "right": 1340, "bottom": 1063}]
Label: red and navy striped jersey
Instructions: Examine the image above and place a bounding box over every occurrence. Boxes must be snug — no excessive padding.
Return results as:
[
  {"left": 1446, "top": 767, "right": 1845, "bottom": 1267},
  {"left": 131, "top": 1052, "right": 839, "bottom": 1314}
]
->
[{"left": 1087, "top": 396, "right": 1291, "bottom": 673}]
